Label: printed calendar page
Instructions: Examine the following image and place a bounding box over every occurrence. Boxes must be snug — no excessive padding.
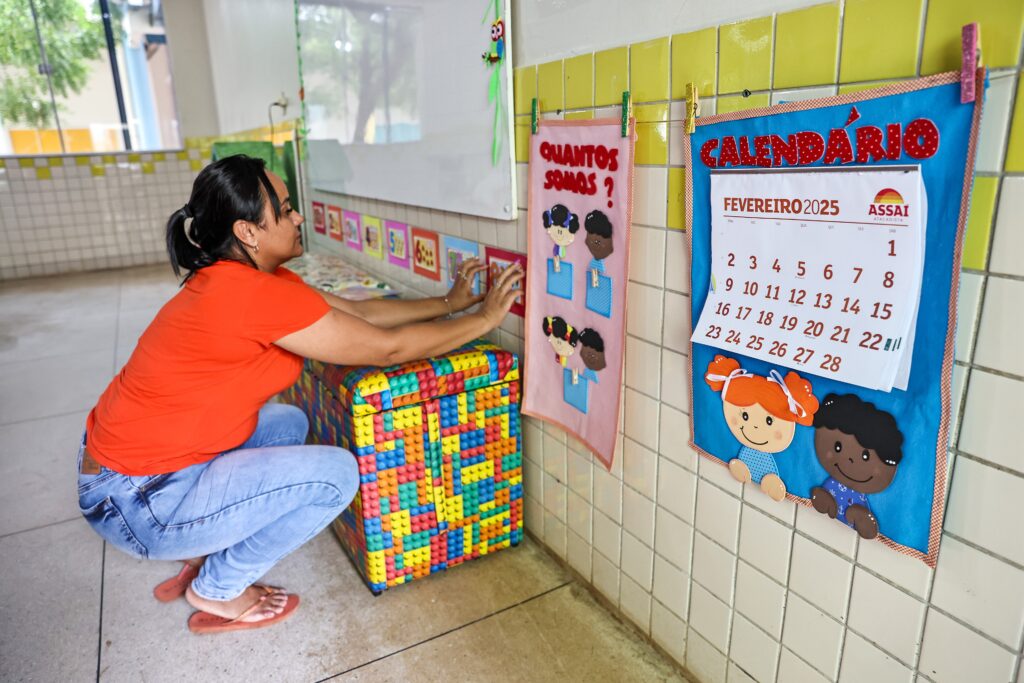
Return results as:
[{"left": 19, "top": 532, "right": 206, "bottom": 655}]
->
[{"left": 692, "top": 167, "right": 925, "bottom": 392}]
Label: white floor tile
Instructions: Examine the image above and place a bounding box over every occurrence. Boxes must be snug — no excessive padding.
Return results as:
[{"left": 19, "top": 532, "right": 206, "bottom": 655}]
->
[
  {"left": 782, "top": 593, "right": 843, "bottom": 680},
  {"left": 847, "top": 567, "right": 926, "bottom": 666},
  {"left": 788, "top": 535, "right": 853, "bottom": 619},
  {"left": 931, "top": 535, "right": 1024, "bottom": 648},
  {"left": 917, "top": 609, "right": 1017, "bottom": 683},
  {"left": 735, "top": 560, "right": 786, "bottom": 639},
  {"left": 729, "top": 613, "right": 779, "bottom": 683},
  {"left": 973, "top": 277, "right": 1024, "bottom": 377},
  {"left": 839, "top": 630, "right": 914, "bottom": 683}
]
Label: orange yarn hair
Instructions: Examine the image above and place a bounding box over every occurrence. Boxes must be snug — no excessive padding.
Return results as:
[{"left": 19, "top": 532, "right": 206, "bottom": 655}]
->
[{"left": 705, "top": 355, "right": 819, "bottom": 426}]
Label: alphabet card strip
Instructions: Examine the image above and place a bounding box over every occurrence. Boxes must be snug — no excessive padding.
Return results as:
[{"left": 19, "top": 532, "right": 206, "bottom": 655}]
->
[
  {"left": 385, "top": 220, "right": 410, "bottom": 269},
  {"left": 411, "top": 227, "right": 441, "bottom": 281},
  {"left": 523, "top": 118, "right": 635, "bottom": 470},
  {"left": 343, "top": 210, "right": 362, "bottom": 251},
  {"left": 484, "top": 246, "right": 527, "bottom": 317},
  {"left": 442, "top": 236, "right": 482, "bottom": 295},
  {"left": 362, "top": 215, "right": 384, "bottom": 259},
  {"left": 684, "top": 71, "right": 984, "bottom": 566},
  {"left": 312, "top": 201, "right": 327, "bottom": 235}
]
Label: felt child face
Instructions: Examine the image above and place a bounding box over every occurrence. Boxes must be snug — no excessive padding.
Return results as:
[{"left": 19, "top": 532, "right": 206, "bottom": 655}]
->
[
  {"left": 586, "top": 232, "right": 613, "bottom": 260},
  {"left": 546, "top": 224, "right": 576, "bottom": 248},
  {"left": 814, "top": 428, "right": 897, "bottom": 494},
  {"left": 580, "top": 344, "right": 606, "bottom": 371},
  {"left": 548, "top": 335, "right": 575, "bottom": 358},
  {"left": 722, "top": 401, "right": 796, "bottom": 454}
]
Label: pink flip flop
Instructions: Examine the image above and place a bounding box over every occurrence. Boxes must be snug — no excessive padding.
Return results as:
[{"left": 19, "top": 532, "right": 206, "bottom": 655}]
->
[
  {"left": 187, "top": 586, "right": 300, "bottom": 635},
  {"left": 152, "top": 562, "right": 201, "bottom": 603}
]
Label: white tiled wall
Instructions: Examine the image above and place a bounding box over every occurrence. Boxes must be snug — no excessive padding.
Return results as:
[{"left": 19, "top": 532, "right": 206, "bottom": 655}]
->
[
  {"left": 0, "top": 153, "right": 202, "bottom": 280},
  {"left": 304, "top": 19, "right": 1024, "bottom": 683}
]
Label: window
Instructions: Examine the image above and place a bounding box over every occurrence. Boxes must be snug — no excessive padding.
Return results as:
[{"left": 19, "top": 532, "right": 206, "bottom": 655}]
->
[{"left": 0, "top": 0, "right": 181, "bottom": 155}]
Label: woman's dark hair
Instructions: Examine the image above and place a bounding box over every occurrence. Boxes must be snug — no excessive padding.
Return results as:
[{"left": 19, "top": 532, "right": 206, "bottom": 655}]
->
[
  {"left": 542, "top": 315, "right": 578, "bottom": 346},
  {"left": 579, "top": 328, "right": 604, "bottom": 352},
  {"left": 813, "top": 393, "right": 904, "bottom": 465},
  {"left": 165, "top": 155, "right": 282, "bottom": 282},
  {"left": 543, "top": 204, "right": 580, "bottom": 233},
  {"left": 584, "top": 210, "right": 613, "bottom": 238}
]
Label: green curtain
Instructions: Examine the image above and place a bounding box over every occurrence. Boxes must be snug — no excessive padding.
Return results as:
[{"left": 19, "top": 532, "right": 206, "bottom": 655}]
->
[{"left": 211, "top": 140, "right": 298, "bottom": 203}]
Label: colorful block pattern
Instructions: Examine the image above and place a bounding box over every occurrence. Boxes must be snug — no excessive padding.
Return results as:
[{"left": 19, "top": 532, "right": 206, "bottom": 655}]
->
[{"left": 279, "top": 340, "right": 522, "bottom": 593}]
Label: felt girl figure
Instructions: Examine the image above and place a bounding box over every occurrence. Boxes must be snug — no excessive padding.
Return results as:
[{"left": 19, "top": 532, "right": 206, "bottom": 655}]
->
[
  {"left": 542, "top": 315, "right": 578, "bottom": 366},
  {"left": 543, "top": 204, "right": 579, "bottom": 272},
  {"left": 705, "top": 355, "right": 819, "bottom": 501}
]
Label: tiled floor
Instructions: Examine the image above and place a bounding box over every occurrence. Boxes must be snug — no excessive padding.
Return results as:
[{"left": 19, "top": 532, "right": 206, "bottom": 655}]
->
[{"left": 0, "top": 265, "right": 688, "bottom": 683}]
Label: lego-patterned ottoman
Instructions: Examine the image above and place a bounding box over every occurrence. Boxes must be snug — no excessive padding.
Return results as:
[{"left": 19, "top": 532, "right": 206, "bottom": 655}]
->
[{"left": 279, "top": 340, "right": 523, "bottom": 593}]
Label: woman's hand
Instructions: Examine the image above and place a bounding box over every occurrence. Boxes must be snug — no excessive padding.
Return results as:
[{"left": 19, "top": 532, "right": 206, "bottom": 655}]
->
[
  {"left": 479, "top": 263, "right": 524, "bottom": 327},
  {"left": 446, "top": 258, "right": 488, "bottom": 312}
]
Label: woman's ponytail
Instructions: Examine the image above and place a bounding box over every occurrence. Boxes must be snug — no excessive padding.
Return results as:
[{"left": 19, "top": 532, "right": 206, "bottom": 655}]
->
[{"left": 166, "top": 205, "right": 213, "bottom": 280}]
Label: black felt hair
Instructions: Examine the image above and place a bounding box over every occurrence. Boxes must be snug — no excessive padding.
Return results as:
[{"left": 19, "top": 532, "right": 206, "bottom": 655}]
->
[
  {"left": 543, "top": 204, "right": 580, "bottom": 233},
  {"left": 542, "top": 315, "right": 578, "bottom": 346},
  {"left": 584, "top": 210, "right": 613, "bottom": 238},
  {"left": 579, "top": 328, "right": 604, "bottom": 352},
  {"left": 165, "top": 154, "right": 281, "bottom": 283},
  {"left": 813, "top": 393, "right": 904, "bottom": 465}
]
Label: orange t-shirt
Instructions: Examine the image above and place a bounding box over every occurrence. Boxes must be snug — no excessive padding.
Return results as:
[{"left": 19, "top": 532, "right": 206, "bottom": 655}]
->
[{"left": 86, "top": 260, "right": 330, "bottom": 475}]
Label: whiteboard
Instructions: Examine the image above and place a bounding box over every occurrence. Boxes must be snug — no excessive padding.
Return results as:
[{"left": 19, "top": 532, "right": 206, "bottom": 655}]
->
[{"left": 297, "top": 0, "right": 517, "bottom": 220}]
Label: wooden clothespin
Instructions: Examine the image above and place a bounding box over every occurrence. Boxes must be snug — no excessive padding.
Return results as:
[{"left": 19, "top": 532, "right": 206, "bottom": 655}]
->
[
  {"left": 685, "top": 82, "right": 700, "bottom": 134},
  {"left": 961, "top": 23, "right": 981, "bottom": 104},
  {"left": 531, "top": 98, "right": 539, "bottom": 134},
  {"left": 572, "top": 369, "right": 580, "bottom": 385},
  {"left": 591, "top": 268, "right": 599, "bottom": 288},
  {"left": 621, "top": 90, "right": 631, "bottom": 137}
]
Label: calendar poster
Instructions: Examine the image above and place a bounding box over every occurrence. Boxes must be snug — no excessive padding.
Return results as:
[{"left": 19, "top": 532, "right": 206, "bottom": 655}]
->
[
  {"left": 684, "top": 72, "right": 983, "bottom": 566},
  {"left": 692, "top": 168, "right": 925, "bottom": 392},
  {"left": 522, "top": 118, "right": 635, "bottom": 469}
]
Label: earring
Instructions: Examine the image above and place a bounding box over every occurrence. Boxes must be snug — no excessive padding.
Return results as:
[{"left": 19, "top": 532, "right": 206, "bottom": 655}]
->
[{"left": 252, "top": 243, "right": 260, "bottom": 254}]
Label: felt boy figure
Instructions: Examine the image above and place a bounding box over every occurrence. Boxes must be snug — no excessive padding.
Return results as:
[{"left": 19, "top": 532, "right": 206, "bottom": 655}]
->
[
  {"left": 584, "top": 210, "right": 613, "bottom": 285},
  {"left": 583, "top": 210, "right": 614, "bottom": 317},
  {"left": 811, "top": 393, "right": 904, "bottom": 540}
]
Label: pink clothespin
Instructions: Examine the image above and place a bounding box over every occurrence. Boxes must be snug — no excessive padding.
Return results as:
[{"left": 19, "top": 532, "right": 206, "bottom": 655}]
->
[{"left": 961, "top": 23, "right": 980, "bottom": 104}]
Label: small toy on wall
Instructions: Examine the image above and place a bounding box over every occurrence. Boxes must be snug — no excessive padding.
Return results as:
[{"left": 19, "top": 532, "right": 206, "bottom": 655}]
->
[
  {"left": 544, "top": 203, "right": 579, "bottom": 299},
  {"left": 705, "top": 354, "right": 820, "bottom": 501},
  {"left": 411, "top": 227, "right": 441, "bottom": 281},
  {"left": 312, "top": 201, "right": 327, "bottom": 235},
  {"left": 481, "top": 18, "right": 505, "bottom": 64},
  {"left": 363, "top": 215, "right": 383, "bottom": 259},
  {"left": 343, "top": 210, "right": 362, "bottom": 251},
  {"left": 385, "top": 220, "right": 410, "bottom": 269},
  {"left": 811, "top": 393, "right": 904, "bottom": 539},
  {"left": 583, "top": 209, "right": 614, "bottom": 317},
  {"left": 327, "top": 205, "right": 343, "bottom": 242},
  {"left": 542, "top": 315, "right": 577, "bottom": 367}
]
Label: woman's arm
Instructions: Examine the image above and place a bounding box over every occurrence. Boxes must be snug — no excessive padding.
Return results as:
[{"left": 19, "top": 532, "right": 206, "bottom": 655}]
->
[
  {"left": 316, "top": 258, "right": 488, "bottom": 328},
  {"left": 276, "top": 264, "right": 522, "bottom": 367}
]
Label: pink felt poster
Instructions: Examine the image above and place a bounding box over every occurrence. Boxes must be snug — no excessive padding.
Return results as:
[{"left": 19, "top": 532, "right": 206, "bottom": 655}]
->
[{"left": 522, "top": 118, "right": 635, "bottom": 470}]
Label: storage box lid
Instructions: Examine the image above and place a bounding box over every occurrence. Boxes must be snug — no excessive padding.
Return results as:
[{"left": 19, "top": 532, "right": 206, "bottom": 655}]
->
[{"left": 309, "top": 339, "right": 519, "bottom": 416}]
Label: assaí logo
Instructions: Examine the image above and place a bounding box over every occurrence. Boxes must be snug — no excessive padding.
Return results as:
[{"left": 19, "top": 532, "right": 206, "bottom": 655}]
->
[{"left": 868, "top": 188, "right": 909, "bottom": 219}]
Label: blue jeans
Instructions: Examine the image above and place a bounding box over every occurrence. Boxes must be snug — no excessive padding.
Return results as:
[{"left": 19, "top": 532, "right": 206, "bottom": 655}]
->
[{"left": 77, "top": 403, "right": 359, "bottom": 601}]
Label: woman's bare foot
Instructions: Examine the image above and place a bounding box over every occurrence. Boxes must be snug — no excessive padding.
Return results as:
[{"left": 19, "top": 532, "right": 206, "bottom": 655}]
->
[{"left": 185, "top": 584, "right": 290, "bottom": 623}]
